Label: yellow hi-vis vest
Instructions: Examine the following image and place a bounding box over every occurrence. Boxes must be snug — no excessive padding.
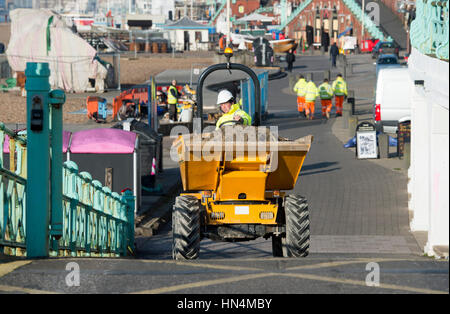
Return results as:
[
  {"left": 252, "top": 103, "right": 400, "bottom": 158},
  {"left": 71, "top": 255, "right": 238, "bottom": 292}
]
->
[
  {"left": 216, "top": 103, "right": 252, "bottom": 129},
  {"left": 293, "top": 78, "right": 307, "bottom": 96},
  {"left": 168, "top": 85, "right": 178, "bottom": 105},
  {"left": 332, "top": 77, "right": 348, "bottom": 96},
  {"left": 318, "top": 82, "right": 334, "bottom": 100},
  {"left": 305, "top": 81, "right": 319, "bottom": 102}
]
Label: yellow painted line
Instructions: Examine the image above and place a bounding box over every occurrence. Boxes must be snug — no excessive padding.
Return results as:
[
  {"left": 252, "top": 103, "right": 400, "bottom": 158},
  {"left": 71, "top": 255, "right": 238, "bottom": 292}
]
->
[
  {"left": 0, "top": 260, "right": 32, "bottom": 278},
  {"left": 285, "top": 258, "right": 406, "bottom": 271},
  {"left": 131, "top": 272, "right": 277, "bottom": 294},
  {"left": 279, "top": 272, "right": 448, "bottom": 294},
  {"left": 142, "top": 259, "right": 262, "bottom": 272},
  {"left": 0, "top": 261, "right": 58, "bottom": 294},
  {"left": 0, "top": 284, "right": 57, "bottom": 294}
]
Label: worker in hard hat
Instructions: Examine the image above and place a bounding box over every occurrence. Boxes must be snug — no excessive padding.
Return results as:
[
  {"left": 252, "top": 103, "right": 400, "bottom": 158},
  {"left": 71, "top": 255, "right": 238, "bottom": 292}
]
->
[{"left": 215, "top": 89, "right": 252, "bottom": 129}]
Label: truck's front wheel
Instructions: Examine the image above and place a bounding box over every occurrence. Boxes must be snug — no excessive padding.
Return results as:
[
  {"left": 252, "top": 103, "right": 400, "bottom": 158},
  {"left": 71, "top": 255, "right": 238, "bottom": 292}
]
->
[
  {"left": 284, "top": 195, "right": 310, "bottom": 257},
  {"left": 172, "top": 195, "right": 201, "bottom": 260}
]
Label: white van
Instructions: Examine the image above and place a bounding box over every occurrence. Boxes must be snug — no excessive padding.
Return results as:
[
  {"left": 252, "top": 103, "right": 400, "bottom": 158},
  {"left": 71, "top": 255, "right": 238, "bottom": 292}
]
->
[{"left": 374, "top": 67, "right": 412, "bottom": 134}]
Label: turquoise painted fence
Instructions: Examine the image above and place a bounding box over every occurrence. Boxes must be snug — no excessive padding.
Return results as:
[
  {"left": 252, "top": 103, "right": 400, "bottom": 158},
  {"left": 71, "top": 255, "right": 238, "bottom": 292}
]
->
[
  {"left": 410, "top": 0, "right": 449, "bottom": 61},
  {"left": 56, "top": 162, "right": 134, "bottom": 257},
  {"left": 0, "top": 62, "right": 135, "bottom": 258},
  {"left": 278, "top": 0, "right": 313, "bottom": 31},
  {"left": 0, "top": 123, "right": 135, "bottom": 259},
  {"left": 0, "top": 123, "right": 27, "bottom": 256},
  {"left": 208, "top": 0, "right": 227, "bottom": 26}
]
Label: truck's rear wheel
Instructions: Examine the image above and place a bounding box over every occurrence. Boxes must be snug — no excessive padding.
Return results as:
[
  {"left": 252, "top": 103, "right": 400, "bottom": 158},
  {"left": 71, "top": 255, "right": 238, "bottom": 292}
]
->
[
  {"left": 172, "top": 195, "right": 201, "bottom": 260},
  {"left": 284, "top": 195, "right": 310, "bottom": 257}
]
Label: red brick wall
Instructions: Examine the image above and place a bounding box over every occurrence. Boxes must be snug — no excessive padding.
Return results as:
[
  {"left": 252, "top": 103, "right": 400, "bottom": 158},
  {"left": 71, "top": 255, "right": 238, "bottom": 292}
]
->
[
  {"left": 286, "top": 0, "right": 372, "bottom": 46},
  {"left": 231, "top": 0, "right": 261, "bottom": 18}
]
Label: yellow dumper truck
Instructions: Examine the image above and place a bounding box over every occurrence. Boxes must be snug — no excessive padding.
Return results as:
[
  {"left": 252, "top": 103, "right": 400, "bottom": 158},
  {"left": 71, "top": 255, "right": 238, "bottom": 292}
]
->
[{"left": 171, "top": 54, "right": 312, "bottom": 259}]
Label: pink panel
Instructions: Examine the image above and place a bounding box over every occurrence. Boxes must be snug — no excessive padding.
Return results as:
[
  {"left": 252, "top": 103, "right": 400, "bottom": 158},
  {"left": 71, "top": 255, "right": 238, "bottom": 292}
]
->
[
  {"left": 70, "top": 128, "right": 137, "bottom": 154},
  {"left": 3, "top": 134, "right": 10, "bottom": 153}
]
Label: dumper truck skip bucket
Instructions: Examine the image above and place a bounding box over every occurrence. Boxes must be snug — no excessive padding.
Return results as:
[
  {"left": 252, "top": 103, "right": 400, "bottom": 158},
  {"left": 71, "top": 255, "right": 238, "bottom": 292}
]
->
[{"left": 171, "top": 54, "right": 313, "bottom": 259}]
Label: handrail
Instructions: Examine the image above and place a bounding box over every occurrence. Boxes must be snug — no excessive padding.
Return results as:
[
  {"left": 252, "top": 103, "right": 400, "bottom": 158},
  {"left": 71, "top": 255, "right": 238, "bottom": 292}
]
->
[
  {"left": 278, "top": 0, "right": 313, "bottom": 30},
  {"left": 0, "top": 122, "right": 26, "bottom": 146},
  {"left": 208, "top": 0, "right": 227, "bottom": 26},
  {"left": 1, "top": 124, "right": 135, "bottom": 258},
  {"left": 56, "top": 161, "right": 133, "bottom": 257},
  {"left": 255, "top": 7, "right": 274, "bottom": 13},
  {"left": 0, "top": 124, "right": 27, "bottom": 256},
  {"left": 341, "top": 0, "right": 392, "bottom": 41},
  {"left": 411, "top": 0, "right": 449, "bottom": 60}
]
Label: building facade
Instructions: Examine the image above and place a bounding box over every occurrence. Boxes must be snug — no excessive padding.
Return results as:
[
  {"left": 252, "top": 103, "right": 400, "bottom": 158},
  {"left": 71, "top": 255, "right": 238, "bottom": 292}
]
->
[{"left": 284, "top": 0, "right": 373, "bottom": 47}]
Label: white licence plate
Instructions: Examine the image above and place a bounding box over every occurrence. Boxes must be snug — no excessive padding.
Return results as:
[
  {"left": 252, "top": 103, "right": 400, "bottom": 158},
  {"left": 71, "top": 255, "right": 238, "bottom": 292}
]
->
[{"left": 235, "top": 206, "right": 249, "bottom": 215}]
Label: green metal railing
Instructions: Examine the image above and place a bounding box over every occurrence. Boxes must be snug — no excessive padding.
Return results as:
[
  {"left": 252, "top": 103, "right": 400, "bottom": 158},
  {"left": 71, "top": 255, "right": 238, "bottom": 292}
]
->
[
  {"left": 255, "top": 7, "right": 274, "bottom": 14},
  {"left": 0, "top": 123, "right": 27, "bottom": 257},
  {"left": 278, "top": 0, "right": 313, "bottom": 31},
  {"left": 410, "top": 0, "right": 449, "bottom": 61},
  {"left": 0, "top": 62, "right": 135, "bottom": 258},
  {"left": 342, "top": 0, "right": 392, "bottom": 41},
  {"left": 208, "top": 0, "right": 227, "bottom": 26},
  {"left": 54, "top": 162, "right": 134, "bottom": 257}
]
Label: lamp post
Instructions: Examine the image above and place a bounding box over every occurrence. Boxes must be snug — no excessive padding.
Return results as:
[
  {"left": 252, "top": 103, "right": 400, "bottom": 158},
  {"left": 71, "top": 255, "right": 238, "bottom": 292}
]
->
[
  {"left": 226, "top": 0, "right": 231, "bottom": 47},
  {"left": 361, "top": 0, "right": 365, "bottom": 42}
]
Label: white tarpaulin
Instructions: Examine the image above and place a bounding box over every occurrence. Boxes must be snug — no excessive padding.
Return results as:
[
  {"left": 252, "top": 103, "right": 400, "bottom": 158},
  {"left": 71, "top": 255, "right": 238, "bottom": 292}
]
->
[
  {"left": 6, "top": 9, "right": 106, "bottom": 93},
  {"left": 236, "top": 13, "right": 275, "bottom": 23}
]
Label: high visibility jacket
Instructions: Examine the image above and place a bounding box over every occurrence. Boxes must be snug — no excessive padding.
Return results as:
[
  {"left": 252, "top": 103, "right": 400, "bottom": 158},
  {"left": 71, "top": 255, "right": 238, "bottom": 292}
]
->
[
  {"left": 332, "top": 77, "right": 348, "bottom": 96},
  {"left": 293, "top": 78, "right": 307, "bottom": 97},
  {"left": 305, "top": 81, "right": 319, "bottom": 102},
  {"left": 318, "top": 82, "right": 334, "bottom": 100},
  {"left": 168, "top": 85, "right": 178, "bottom": 105},
  {"left": 238, "top": 98, "right": 243, "bottom": 108},
  {"left": 216, "top": 103, "right": 252, "bottom": 129}
]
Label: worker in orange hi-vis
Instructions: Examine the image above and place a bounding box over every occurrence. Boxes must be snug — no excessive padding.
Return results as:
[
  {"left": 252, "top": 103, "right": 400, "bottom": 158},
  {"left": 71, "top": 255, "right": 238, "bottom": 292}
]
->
[
  {"left": 293, "top": 75, "right": 307, "bottom": 118},
  {"left": 304, "top": 79, "right": 319, "bottom": 120},
  {"left": 332, "top": 73, "right": 348, "bottom": 117},
  {"left": 318, "top": 78, "right": 334, "bottom": 119},
  {"left": 219, "top": 35, "right": 225, "bottom": 51}
]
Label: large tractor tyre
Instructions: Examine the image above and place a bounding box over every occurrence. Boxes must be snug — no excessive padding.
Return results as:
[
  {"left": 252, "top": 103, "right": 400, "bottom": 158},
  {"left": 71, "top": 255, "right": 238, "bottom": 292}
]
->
[
  {"left": 284, "top": 195, "right": 310, "bottom": 257},
  {"left": 172, "top": 195, "right": 201, "bottom": 260}
]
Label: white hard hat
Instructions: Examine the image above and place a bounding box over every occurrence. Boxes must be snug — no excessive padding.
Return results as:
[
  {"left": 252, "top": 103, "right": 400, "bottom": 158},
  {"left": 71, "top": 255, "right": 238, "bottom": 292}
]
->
[{"left": 217, "top": 89, "right": 234, "bottom": 105}]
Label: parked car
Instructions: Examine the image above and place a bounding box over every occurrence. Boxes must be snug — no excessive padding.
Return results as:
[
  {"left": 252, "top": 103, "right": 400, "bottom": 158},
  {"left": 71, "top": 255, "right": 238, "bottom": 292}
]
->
[
  {"left": 372, "top": 41, "right": 400, "bottom": 59},
  {"left": 374, "top": 67, "right": 412, "bottom": 134},
  {"left": 375, "top": 54, "right": 402, "bottom": 76}
]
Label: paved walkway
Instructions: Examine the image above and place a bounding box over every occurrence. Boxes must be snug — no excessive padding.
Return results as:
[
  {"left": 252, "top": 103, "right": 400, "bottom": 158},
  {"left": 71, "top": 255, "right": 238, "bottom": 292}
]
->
[{"left": 264, "top": 53, "right": 419, "bottom": 254}]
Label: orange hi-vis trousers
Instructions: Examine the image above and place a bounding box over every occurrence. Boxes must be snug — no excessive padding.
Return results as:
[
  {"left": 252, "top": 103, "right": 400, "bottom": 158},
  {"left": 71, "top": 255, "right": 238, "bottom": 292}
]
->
[
  {"left": 305, "top": 101, "right": 315, "bottom": 116},
  {"left": 297, "top": 96, "right": 305, "bottom": 112},
  {"left": 335, "top": 95, "right": 344, "bottom": 114},
  {"left": 321, "top": 99, "right": 332, "bottom": 116}
]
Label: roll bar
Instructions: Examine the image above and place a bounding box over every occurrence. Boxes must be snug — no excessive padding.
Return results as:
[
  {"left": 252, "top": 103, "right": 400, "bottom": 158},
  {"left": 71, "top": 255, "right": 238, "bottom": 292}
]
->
[{"left": 195, "top": 63, "right": 261, "bottom": 131}]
